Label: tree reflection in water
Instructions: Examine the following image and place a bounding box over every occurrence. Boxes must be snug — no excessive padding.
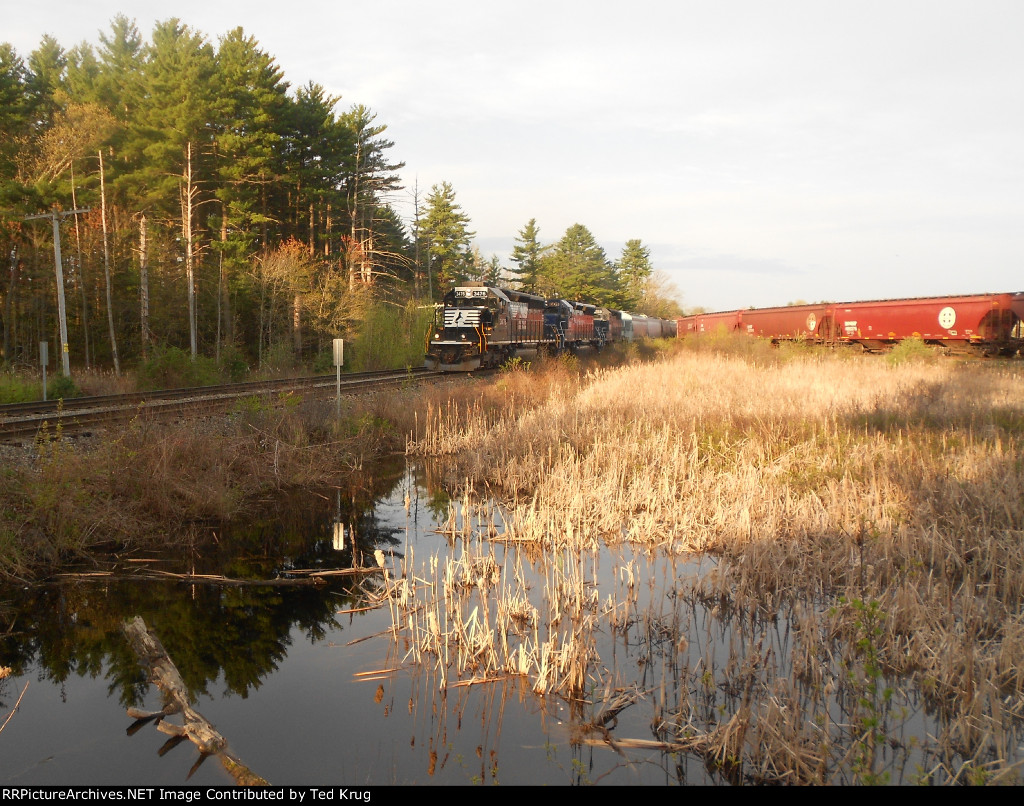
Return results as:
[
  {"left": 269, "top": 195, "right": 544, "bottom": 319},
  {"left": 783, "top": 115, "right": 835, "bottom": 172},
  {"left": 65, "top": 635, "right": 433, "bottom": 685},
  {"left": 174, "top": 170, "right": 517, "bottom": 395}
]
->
[{"left": 0, "top": 456, "right": 418, "bottom": 707}]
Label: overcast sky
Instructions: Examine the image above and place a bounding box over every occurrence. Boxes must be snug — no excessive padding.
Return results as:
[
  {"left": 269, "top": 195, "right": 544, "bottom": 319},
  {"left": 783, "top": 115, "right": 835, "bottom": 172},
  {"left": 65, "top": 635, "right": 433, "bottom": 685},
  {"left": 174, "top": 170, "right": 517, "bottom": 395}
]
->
[{"left": 7, "top": 0, "right": 1023, "bottom": 312}]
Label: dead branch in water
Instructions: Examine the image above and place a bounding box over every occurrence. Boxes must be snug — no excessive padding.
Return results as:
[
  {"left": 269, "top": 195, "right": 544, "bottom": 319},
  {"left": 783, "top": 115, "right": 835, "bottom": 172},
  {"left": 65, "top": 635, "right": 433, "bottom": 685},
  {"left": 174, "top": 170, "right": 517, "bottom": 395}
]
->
[
  {"left": 0, "top": 679, "right": 29, "bottom": 735},
  {"left": 56, "top": 567, "right": 381, "bottom": 587},
  {"left": 122, "top": 616, "right": 268, "bottom": 785},
  {"left": 590, "top": 685, "right": 645, "bottom": 728}
]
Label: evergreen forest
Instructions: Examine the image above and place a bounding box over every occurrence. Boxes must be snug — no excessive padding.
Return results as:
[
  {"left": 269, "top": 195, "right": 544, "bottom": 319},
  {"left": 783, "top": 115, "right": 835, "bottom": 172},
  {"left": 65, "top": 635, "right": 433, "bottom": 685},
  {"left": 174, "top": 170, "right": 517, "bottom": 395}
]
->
[{"left": 0, "top": 16, "right": 681, "bottom": 383}]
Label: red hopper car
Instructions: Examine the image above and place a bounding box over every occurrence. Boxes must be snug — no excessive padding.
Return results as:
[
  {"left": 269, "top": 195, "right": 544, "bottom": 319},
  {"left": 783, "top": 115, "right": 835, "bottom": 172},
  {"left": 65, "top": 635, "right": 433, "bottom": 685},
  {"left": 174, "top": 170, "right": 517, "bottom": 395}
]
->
[{"left": 677, "top": 292, "right": 1023, "bottom": 356}]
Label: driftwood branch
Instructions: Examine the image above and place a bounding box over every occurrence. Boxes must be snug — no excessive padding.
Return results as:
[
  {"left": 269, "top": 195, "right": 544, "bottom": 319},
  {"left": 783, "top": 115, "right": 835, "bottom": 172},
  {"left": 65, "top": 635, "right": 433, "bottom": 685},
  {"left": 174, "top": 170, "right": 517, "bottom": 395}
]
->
[
  {"left": 590, "top": 686, "right": 644, "bottom": 728},
  {"left": 122, "top": 615, "right": 268, "bottom": 785},
  {"left": 58, "top": 567, "right": 381, "bottom": 587},
  {"left": 0, "top": 679, "right": 29, "bottom": 734}
]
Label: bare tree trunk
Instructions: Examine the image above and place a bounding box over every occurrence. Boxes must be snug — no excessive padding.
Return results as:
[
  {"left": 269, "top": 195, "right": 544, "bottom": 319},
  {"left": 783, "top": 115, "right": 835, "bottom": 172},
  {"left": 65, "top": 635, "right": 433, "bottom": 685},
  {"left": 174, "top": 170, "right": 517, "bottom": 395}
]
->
[
  {"left": 70, "top": 165, "right": 90, "bottom": 369},
  {"left": 261, "top": 180, "right": 268, "bottom": 249},
  {"left": 258, "top": 284, "right": 265, "bottom": 370},
  {"left": 122, "top": 616, "right": 268, "bottom": 784},
  {"left": 362, "top": 232, "right": 374, "bottom": 285},
  {"left": 265, "top": 286, "right": 274, "bottom": 366},
  {"left": 348, "top": 137, "right": 362, "bottom": 293},
  {"left": 99, "top": 150, "right": 120, "bottom": 376},
  {"left": 308, "top": 201, "right": 315, "bottom": 257},
  {"left": 182, "top": 141, "right": 197, "bottom": 359},
  {"left": 138, "top": 214, "right": 150, "bottom": 359},
  {"left": 325, "top": 203, "right": 332, "bottom": 257},
  {"left": 413, "top": 178, "right": 422, "bottom": 299},
  {"left": 216, "top": 210, "right": 224, "bottom": 363},
  {"left": 4, "top": 247, "right": 18, "bottom": 362},
  {"left": 292, "top": 293, "right": 302, "bottom": 356}
]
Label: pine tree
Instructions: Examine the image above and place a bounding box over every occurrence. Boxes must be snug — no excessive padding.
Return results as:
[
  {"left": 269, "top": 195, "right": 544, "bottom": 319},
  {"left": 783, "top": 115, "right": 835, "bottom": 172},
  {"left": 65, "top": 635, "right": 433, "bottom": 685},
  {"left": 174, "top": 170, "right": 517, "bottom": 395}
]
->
[
  {"left": 421, "top": 181, "right": 474, "bottom": 295},
  {"left": 94, "top": 15, "right": 145, "bottom": 122},
  {"left": 541, "top": 223, "right": 615, "bottom": 303},
  {"left": 0, "top": 43, "right": 34, "bottom": 363},
  {"left": 63, "top": 43, "right": 102, "bottom": 108},
  {"left": 211, "top": 28, "right": 290, "bottom": 353},
  {"left": 133, "top": 19, "right": 218, "bottom": 358},
  {"left": 482, "top": 254, "right": 504, "bottom": 286},
  {"left": 25, "top": 35, "right": 67, "bottom": 132},
  {"left": 509, "top": 218, "right": 545, "bottom": 292},
  {"left": 282, "top": 82, "right": 350, "bottom": 254},
  {"left": 0, "top": 44, "right": 33, "bottom": 198},
  {"left": 616, "top": 238, "right": 652, "bottom": 311},
  {"left": 213, "top": 27, "right": 288, "bottom": 254},
  {"left": 339, "top": 104, "right": 405, "bottom": 287},
  {"left": 92, "top": 16, "right": 147, "bottom": 354}
]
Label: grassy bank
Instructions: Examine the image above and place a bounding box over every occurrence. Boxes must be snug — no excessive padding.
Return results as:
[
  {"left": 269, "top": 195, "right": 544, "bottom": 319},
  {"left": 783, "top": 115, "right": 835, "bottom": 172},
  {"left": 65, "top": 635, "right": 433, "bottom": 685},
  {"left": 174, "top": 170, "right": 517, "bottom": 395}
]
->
[
  {"left": 396, "top": 340, "right": 1024, "bottom": 784},
  {"left": 0, "top": 384, "right": 431, "bottom": 581},
  {"left": 0, "top": 340, "right": 645, "bottom": 582}
]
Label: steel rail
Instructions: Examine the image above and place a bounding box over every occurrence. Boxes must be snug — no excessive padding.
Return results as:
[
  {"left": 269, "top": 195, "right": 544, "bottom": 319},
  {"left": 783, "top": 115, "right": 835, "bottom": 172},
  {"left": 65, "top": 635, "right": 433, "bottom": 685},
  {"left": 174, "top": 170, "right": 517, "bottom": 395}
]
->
[{"left": 0, "top": 367, "right": 432, "bottom": 442}]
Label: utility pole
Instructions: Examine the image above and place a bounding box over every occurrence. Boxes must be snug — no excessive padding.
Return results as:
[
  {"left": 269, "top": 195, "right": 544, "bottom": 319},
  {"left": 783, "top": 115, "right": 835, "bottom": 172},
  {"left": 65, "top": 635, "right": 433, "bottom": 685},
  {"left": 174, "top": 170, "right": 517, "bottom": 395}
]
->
[{"left": 25, "top": 207, "right": 90, "bottom": 378}]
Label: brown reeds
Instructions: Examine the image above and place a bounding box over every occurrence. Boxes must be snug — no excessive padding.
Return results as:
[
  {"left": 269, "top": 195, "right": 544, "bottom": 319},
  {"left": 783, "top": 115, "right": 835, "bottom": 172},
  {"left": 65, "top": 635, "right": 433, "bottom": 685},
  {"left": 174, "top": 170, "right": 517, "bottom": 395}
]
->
[
  {"left": 398, "top": 345, "right": 1024, "bottom": 784},
  {"left": 0, "top": 386, "right": 427, "bottom": 579}
]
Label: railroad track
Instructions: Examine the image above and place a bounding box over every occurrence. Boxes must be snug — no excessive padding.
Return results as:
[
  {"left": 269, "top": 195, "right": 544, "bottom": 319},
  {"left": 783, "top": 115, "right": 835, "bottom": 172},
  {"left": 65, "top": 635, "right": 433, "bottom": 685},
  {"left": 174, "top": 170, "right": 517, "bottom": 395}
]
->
[{"left": 0, "top": 367, "right": 431, "bottom": 442}]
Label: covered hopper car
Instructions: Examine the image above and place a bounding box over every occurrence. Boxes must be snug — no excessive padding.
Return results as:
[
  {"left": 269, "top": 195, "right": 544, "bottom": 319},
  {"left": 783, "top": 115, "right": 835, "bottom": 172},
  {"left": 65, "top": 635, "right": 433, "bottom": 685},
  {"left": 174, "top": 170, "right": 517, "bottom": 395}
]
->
[{"left": 677, "top": 293, "right": 1024, "bottom": 356}]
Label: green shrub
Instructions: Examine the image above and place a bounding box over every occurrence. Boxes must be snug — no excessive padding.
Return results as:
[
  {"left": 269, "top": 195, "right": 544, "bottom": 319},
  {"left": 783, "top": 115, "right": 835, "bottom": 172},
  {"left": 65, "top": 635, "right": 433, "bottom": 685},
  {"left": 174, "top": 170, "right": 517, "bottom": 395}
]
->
[
  {"left": 885, "top": 337, "right": 935, "bottom": 366},
  {"left": 312, "top": 348, "right": 335, "bottom": 374},
  {"left": 259, "top": 341, "right": 301, "bottom": 377},
  {"left": 0, "top": 372, "right": 42, "bottom": 403},
  {"left": 218, "top": 344, "right": 250, "bottom": 382},
  {"left": 136, "top": 346, "right": 222, "bottom": 390},
  {"left": 0, "top": 370, "right": 82, "bottom": 402},
  {"left": 500, "top": 356, "right": 531, "bottom": 373},
  {"left": 46, "top": 375, "right": 81, "bottom": 400},
  {"left": 348, "top": 301, "right": 434, "bottom": 372}
]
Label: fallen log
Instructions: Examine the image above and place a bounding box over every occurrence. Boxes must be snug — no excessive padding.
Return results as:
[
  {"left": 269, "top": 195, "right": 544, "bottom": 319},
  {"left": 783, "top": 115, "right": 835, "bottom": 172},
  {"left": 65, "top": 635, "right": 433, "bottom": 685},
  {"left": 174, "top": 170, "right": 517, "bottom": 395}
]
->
[
  {"left": 122, "top": 616, "right": 268, "bottom": 785},
  {"left": 57, "top": 567, "right": 381, "bottom": 587}
]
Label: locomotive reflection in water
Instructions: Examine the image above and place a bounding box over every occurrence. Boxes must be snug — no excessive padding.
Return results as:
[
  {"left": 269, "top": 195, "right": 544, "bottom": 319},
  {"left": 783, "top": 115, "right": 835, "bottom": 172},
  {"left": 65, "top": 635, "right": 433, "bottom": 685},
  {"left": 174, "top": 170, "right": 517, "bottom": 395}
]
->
[
  {"left": 425, "top": 283, "right": 678, "bottom": 372},
  {"left": 677, "top": 291, "right": 1024, "bottom": 356}
]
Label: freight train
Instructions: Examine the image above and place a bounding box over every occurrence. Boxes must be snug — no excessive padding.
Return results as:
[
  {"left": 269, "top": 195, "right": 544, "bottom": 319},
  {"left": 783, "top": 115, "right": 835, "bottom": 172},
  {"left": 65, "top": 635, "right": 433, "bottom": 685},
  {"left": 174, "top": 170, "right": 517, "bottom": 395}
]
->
[
  {"left": 677, "top": 292, "right": 1024, "bottom": 356},
  {"left": 425, "top": 283, "right": 678, "bottom": 371}
]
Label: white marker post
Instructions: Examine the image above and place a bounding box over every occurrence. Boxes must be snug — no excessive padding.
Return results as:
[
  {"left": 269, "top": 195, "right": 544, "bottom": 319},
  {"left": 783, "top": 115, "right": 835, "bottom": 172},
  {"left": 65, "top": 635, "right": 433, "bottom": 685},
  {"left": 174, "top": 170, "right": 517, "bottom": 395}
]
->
[{"left": 333, "top": 338, "right": 344, "bottom": 418}]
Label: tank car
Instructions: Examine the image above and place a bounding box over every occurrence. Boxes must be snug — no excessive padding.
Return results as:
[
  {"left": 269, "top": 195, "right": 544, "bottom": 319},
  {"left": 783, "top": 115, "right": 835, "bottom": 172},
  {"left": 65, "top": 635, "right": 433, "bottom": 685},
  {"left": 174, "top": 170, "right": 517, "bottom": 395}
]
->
[{"left": 633, "top": 314, "right": 656, "bottom": 338}]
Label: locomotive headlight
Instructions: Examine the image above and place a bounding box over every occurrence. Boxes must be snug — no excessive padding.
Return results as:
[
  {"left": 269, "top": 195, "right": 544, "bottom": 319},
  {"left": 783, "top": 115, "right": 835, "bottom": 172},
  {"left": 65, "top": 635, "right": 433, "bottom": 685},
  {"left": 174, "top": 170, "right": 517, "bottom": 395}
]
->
[{"left": 460, "top": 333, "right": 467, "bottom": 340}]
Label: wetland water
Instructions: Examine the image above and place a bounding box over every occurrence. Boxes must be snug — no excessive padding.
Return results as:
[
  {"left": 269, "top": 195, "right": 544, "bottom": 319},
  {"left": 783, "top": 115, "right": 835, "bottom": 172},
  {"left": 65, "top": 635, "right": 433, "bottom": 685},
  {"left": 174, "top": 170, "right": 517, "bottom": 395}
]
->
[
  {"left": 2, "top": 457, "right": 1020, "bottom": 786},
  {"left": 0, "top": 458, "right": 709, "bottom": 786}
]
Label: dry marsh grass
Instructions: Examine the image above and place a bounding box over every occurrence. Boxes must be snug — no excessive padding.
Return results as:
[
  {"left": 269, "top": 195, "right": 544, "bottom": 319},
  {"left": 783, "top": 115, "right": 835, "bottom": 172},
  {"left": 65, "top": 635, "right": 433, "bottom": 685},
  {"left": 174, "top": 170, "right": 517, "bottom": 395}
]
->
[
  {"left": 0, "top": 387, "right": 425, "bottom": 579},
  {"left": 398, "top": 345, "right": 1024, "bottom": 784}
]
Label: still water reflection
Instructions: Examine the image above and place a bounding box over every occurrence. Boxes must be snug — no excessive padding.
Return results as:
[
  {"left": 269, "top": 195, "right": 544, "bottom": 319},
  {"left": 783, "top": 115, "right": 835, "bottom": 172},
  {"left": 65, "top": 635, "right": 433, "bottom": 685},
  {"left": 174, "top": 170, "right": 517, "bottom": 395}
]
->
[{"left": 0, "top": 458, "right": 689, "bottom": 786}]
